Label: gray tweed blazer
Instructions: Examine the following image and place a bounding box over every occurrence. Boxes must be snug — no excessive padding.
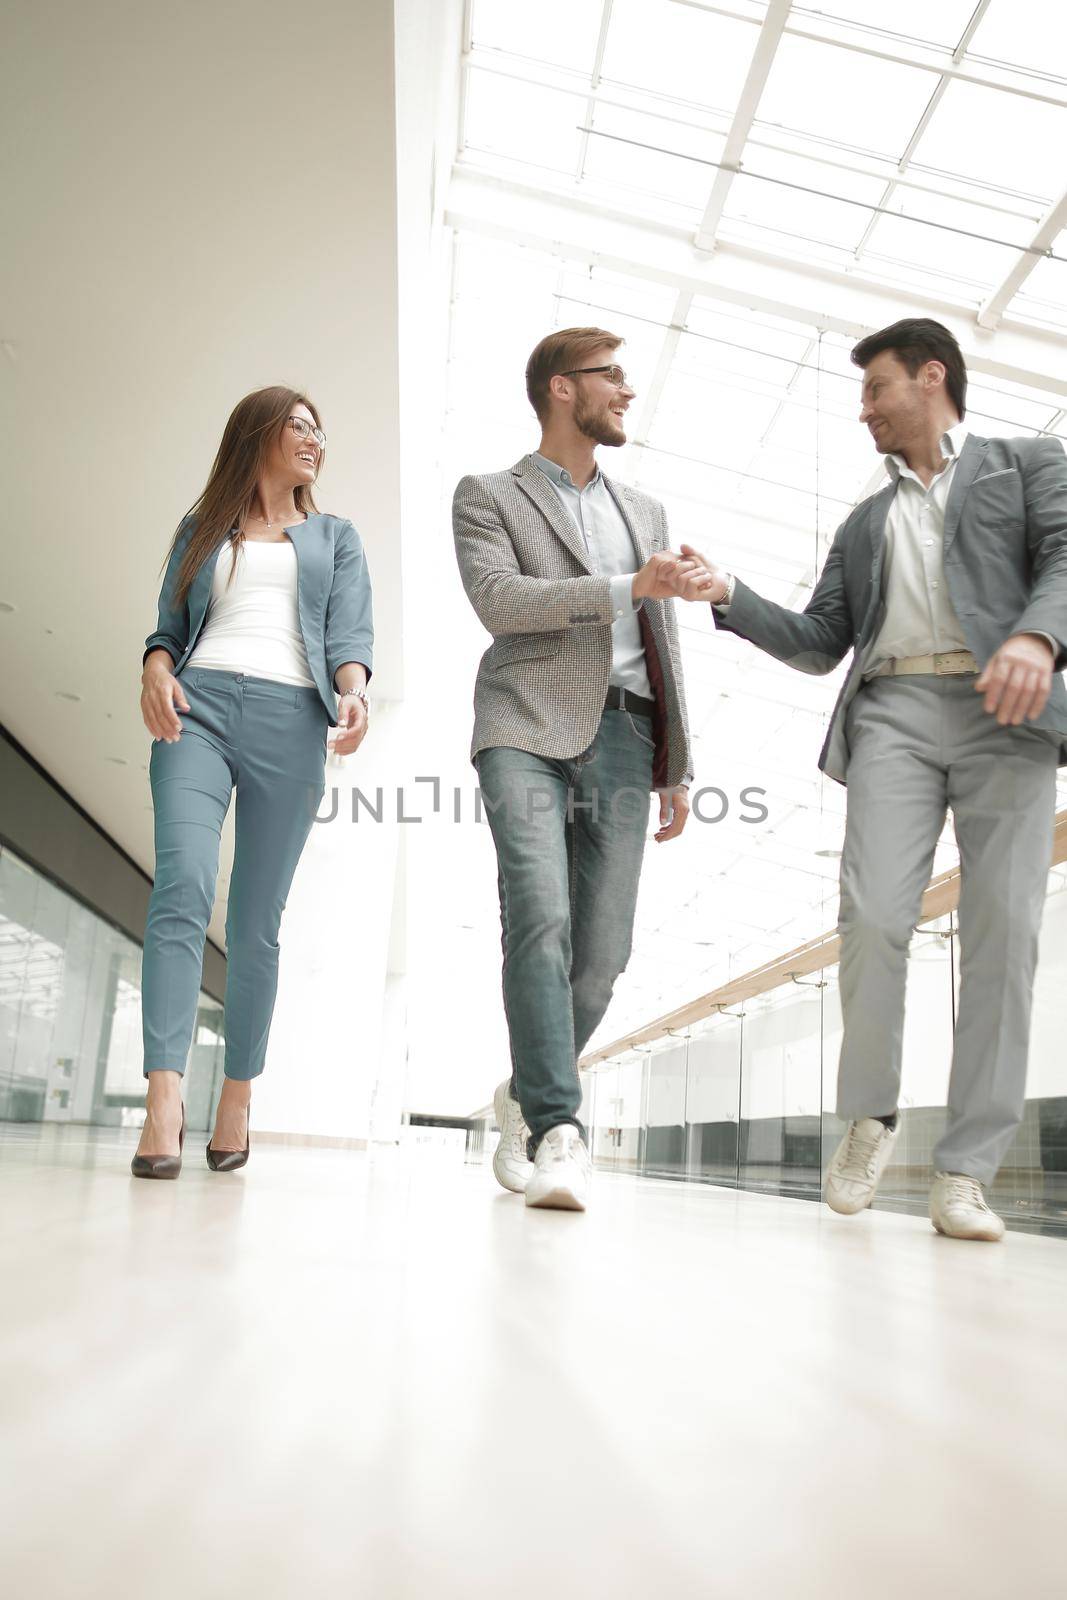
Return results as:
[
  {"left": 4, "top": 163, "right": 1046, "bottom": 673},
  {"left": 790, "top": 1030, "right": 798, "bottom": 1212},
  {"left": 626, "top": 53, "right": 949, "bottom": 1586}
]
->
[{"left": 452, "top": 454, "right": 692, "bottom": 790}]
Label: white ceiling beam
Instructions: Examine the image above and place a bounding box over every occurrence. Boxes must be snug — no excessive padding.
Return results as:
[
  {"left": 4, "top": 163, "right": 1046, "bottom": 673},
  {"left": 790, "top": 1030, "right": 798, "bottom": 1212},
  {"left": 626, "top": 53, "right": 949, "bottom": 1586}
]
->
[
  {"left": 977, "top": 185, "right": 1067, "bottom": 330},
  {"left": 447, "top": 166, "right": 1067, "bottom": 400},
  {"left": 575, "top": 0, "right": 615, "bottom": 182},
  {"left": 627, "top": 3, "right": 795, "bottom": 461},
  {"left": 627, "top": 290, "right": 692, "bottom": 461},
  {"left": 455, "top": 0, "right": 474, "bottom": 161},
  {"left": 694, "top": 0, "right": 792, "bottom": 252},
  {"left": 852, "top": 0, "right": 994, "bottom": 265}
]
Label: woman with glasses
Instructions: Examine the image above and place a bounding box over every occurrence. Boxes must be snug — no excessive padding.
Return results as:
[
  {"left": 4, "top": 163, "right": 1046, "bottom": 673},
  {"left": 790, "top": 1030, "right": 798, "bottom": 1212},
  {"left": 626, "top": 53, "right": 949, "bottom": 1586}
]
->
[{"left": 131, "top": 386, "right": 373, "bottom": 1178}]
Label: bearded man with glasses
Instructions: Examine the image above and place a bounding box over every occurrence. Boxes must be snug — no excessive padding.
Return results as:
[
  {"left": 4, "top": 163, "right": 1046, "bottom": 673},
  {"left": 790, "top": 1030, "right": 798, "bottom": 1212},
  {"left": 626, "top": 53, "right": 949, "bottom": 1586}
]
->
[{"left": 453, "top": 326, "right": 716, "bottom": 1212}]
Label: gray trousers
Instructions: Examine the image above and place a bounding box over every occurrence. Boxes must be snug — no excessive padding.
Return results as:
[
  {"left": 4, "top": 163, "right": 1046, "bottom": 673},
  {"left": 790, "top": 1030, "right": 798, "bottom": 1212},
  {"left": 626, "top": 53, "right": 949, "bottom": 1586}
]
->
[{"left": 836, "top": 674, "right": 1058, "bottom": 1185}]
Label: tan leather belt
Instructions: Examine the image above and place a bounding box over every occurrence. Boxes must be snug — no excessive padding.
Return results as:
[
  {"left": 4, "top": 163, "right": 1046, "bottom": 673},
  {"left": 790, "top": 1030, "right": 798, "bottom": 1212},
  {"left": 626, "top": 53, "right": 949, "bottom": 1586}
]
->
[{"left": 869, "top": 650, "right": 978, "bottom": 678}]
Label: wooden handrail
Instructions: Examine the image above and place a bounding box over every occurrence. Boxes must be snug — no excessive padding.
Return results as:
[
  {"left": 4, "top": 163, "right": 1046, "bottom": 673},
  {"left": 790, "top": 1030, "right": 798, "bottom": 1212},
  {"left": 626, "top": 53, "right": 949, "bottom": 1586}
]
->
[{"left": 577, "top": 806, "right": 1067, "bottom": 1068}]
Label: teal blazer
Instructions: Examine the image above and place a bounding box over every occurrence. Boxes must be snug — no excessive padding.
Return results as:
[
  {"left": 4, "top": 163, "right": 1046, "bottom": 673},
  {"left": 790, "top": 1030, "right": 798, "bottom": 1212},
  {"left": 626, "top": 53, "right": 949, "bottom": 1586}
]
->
[{"left": 143, "top": 513, "right": 373, "bottom": 726}]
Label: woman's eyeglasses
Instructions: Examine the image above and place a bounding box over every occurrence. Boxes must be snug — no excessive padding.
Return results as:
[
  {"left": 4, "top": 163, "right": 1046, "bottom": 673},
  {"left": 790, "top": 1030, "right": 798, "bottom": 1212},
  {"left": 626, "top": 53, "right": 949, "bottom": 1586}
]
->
[{"left": 287, "top": 415, "right": 327, "bottom": 449}]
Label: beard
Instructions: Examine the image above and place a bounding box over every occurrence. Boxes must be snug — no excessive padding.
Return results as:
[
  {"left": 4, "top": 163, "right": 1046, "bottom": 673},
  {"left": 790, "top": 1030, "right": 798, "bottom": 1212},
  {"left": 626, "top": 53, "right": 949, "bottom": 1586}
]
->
[{"left": 574, "top": 392, "right": 626, "bottom": 448}]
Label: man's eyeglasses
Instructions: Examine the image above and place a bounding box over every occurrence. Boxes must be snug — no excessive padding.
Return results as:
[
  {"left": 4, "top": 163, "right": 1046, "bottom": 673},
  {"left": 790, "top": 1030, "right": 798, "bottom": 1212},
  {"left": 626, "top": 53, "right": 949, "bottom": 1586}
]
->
[
  {"left": 559, "top": 364, "right": 629, "bottom": 388},
  {"left": 287, "top": 415, "right": 327, "bottom": 449}
]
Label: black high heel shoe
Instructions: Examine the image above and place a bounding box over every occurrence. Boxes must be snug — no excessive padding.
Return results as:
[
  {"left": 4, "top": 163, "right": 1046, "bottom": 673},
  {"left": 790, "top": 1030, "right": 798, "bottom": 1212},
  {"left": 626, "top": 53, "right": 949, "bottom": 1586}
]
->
[
  {"left": 206, "top": 1103, "right": 251, "bottom": 1173},
  {"left": 131, "top": 1104, "right": 186, "bottom": 1180}
]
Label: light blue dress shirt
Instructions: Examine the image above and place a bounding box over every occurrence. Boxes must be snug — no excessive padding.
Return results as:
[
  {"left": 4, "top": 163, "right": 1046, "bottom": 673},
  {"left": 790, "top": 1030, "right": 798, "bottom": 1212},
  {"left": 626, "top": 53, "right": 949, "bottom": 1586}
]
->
[{"left": 531, "top": 452, "right": 652, "bottom": 699}]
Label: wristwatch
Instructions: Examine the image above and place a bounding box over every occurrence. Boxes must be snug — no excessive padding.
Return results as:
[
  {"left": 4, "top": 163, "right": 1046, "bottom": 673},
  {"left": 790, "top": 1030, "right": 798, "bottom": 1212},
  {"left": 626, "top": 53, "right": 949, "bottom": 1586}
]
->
[{"left": 339, "top": 687, "right": 369, "bottom": 712}]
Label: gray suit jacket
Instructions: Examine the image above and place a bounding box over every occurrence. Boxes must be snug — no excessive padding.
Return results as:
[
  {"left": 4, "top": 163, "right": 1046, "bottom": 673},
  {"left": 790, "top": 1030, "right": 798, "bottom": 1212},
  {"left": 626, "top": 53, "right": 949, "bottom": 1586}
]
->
[
  {"left": 713, "top": 433, "right": 1067, "bottom": 783},
  {"left": 452, "top": 454, "right": 692, "bottom": 789}
]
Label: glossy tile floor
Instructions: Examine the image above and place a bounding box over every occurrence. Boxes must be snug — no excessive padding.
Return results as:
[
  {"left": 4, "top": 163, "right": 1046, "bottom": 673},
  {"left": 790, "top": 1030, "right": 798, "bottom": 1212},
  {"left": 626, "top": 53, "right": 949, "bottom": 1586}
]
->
[{"left": 2, "top": 1124, "right": 1065, "bottom": 1600}]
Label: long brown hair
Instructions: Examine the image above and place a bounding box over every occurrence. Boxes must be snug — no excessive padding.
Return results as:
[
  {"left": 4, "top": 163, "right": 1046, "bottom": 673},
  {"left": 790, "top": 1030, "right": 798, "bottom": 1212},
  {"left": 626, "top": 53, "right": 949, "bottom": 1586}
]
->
[{"left": 167, "top": 386, "right": 324, "bottom": 607}]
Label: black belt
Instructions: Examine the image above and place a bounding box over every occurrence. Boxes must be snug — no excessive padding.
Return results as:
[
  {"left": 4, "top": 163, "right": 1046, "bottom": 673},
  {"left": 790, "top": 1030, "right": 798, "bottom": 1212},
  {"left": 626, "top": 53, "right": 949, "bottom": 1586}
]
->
[{"left": 604, "top": 685, "right": 655, "bottom": 718}]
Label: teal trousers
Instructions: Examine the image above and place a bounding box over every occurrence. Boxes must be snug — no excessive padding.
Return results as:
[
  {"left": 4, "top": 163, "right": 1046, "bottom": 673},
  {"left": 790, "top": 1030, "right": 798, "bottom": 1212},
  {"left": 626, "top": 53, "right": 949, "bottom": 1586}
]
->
[{"left": 142, "top": 667, "right": 328, "bottom": 1081}]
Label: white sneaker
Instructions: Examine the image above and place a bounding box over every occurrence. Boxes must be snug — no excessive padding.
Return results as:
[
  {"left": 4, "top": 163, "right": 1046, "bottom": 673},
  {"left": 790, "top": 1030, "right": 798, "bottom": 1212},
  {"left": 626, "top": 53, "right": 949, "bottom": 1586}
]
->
[
  {"left": 492, "top": 1080, "right": 533, "bottom": 1195},
  {"left": 524, "top": 1125, "right": 591, "bottom": 1212},
  {"left": 824, "top": 1116, "right": 900, "bottom": 1215},
  {"left": 929, "top": 1171, "right": 1005, "bottom": 1242}
]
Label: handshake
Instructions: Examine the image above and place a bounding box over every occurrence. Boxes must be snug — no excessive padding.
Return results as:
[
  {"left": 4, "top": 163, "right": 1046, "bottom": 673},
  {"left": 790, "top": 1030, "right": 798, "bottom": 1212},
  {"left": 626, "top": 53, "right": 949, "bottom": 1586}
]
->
[{"left": 631, "top": 543, "right": 729, "bottom": 606}]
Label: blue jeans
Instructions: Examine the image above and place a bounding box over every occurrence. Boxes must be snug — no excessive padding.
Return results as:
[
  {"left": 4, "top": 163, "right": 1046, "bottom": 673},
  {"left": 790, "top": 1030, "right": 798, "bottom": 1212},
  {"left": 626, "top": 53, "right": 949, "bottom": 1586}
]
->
[
  {"left": 142, "top": 668, "right": 328, "bottom": 1081},
  {"left": 475, "top": 708, "right": 655, "bottom": 1151}
]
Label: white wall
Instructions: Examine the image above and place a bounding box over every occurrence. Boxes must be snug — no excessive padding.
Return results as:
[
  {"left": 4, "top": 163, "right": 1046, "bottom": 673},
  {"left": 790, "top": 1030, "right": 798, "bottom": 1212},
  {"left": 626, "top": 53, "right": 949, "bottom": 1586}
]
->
[{"left": 1, "top": 0, "right": 406, "bottom": 951}]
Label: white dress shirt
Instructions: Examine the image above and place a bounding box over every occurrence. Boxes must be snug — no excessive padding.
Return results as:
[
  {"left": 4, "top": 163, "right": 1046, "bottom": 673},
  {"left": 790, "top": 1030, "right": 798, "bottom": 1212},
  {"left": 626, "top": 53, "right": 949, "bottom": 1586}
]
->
[
  {"left": 869, "top": 422, "right": 1054, "bottom": 669},
  {"left": 531, "top": 452, "right": 652, "bottom": 699},
  {"left": 867, "top": 421, "right": 973, "bottom": 670}
]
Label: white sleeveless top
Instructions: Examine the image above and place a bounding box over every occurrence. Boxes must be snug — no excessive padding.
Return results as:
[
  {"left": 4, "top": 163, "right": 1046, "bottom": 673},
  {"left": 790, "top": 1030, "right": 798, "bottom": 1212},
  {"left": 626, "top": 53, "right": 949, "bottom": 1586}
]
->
[{"left": 184, "top": 537, "right": 316, "bottom": 687}]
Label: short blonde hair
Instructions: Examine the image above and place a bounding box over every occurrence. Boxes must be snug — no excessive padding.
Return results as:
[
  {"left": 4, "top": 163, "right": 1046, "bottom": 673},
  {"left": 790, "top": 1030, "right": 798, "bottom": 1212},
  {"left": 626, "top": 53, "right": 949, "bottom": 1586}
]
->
[{"left": 525, "top": 326, "right": 623, "bottom": 423}]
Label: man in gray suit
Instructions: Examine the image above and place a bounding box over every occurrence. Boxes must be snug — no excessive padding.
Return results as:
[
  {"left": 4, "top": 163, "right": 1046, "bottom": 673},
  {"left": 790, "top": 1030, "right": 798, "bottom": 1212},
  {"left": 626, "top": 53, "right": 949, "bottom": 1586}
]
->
[
  {"left": 684, "top": 318, "right": 1067, "bottom": 1241},
  {"left": 453, "top": 327, "right": 708, "bottom": 1212}
]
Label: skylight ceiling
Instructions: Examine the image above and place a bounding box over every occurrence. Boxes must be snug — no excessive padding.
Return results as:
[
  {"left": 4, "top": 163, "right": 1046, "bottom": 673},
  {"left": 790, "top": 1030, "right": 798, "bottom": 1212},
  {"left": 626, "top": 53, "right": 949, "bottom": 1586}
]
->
[
  {"left": 462, "top": 0, "right": 1067, "bottom": 325},
  {"left": 445, "top": 0, "right": 1067, "bottom": 1053}
]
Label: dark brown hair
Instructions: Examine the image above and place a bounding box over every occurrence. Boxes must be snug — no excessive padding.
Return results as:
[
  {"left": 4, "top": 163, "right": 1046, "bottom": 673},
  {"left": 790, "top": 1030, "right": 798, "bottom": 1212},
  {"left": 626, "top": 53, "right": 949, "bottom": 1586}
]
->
[
  {"left": 525, "top": 326, "right": 623, "bottom": 423},
  {"left": 167, "top": 386, "right": 324, "bottom": 606},
  {"left": 851, "top": 318, "right": 967, "bottom": 419}
]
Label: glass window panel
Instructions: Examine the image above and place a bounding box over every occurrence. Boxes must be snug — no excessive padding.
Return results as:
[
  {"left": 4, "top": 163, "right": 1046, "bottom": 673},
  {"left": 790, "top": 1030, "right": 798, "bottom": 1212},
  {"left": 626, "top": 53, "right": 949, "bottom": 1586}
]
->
[
  {"left": 966, "top": 0, "right": 1067, "bottom": 79},
  {"left": 718, "top": 216, "right": 858, "bottom": 268},
  {"left": 911, "top": 80, "right": 1067, "bottom": 202},
  {"left": 648, "top": 369, "right": 783, "bottom": 458},
  {"left": 582, "top": 103, "right": 725, "bottom": 209},
  {"left": 685, "top": 301, "right": 816, "bottom": 363},
  {"left": 600, "top": 0, "right": 761, "bottom": 110},
  {"left": 470, "top": 0, "right": 607, "bottom": 75},
  {"left": 51, "top": 902, "right": 97, "bottom": 1123},
  {"left": 686, "top": 1022, "right": 741, "bottom": 1186},
  {"left": 757, "top": 33, "right": 937, "bottom": 159},
  {"left": 463, "top": 67, "right": 585, "bottom": 176},
  {"left": 588, "top": 1063, "right": 620, "bottom": 1165},
  {"left": 730, "top": 474, "right": 827, "bottom": 529},
  {"left": 184, "top": 993, "right": 225, "bottom": 1133},
  {"left": 644, "top": 1043, "right": 688, "bottom": 1177},
  {"left": 964, "top": 407, "right": 1040, "bottom": 442},
  {"left": 851, "top": 248, "right": 991, "bottom": 301},
  {"left": 722, "top": 149, "right": 886, "bottom": 251},
  {"left": 811, "top": 0, "right": 982, "bottom": 48},
  {"left": 558, "top": 265, "right": 679, "bottom": 325},
  {"left": 589, "top": 1057, "right": 642, "bottom": 1170},
  {"left": 0, "top": 851, "right": 42, "bottom": 1119},
  {"left": 859, "top": 192, "right": 1028, "bottom": 290},
  {"left": 816, "top": 333, "right": 868, "bottom": 379},
  {"left": 674, "top": 328, "right": 802, "bottom": 391},
  {"left": 8, "top": 874, "right": 66, "bottom": 1121},
  {"left": 966, "top": 381, "right": 1059, "bottom": 435}
]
